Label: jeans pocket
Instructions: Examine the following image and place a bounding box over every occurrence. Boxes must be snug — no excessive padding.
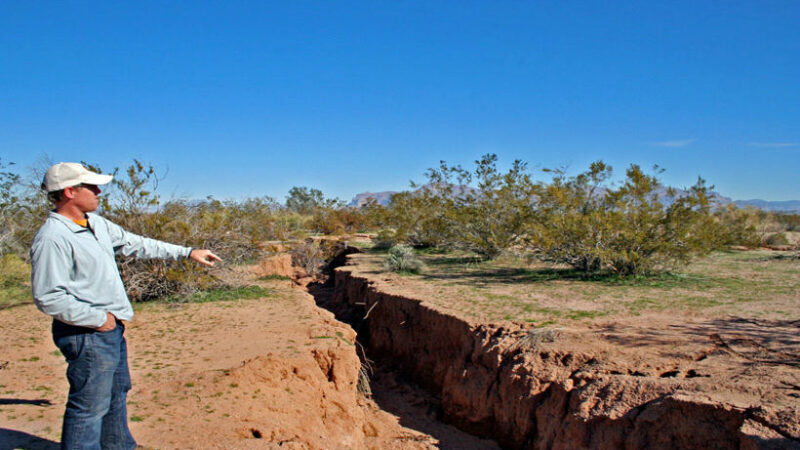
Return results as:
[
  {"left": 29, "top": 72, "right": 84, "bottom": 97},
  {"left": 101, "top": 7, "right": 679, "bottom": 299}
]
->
[{"left": 55, "top": 333, "right": 85, "bottom": 362}]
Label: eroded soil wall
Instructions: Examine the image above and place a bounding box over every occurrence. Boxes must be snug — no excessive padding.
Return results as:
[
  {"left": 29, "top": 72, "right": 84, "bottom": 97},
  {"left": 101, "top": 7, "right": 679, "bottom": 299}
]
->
[{"left": 328, "top": 267, "right": 800, "bottom": 450}]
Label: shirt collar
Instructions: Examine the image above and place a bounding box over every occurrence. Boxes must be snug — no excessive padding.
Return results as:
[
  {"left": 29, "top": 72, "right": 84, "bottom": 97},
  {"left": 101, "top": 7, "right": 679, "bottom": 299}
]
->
[{"left": 49, "top": 211, "right": 92, "bottom": 233}]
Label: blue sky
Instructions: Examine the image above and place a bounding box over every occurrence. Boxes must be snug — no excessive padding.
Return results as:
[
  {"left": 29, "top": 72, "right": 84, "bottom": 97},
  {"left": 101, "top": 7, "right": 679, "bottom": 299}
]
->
[{"left": 2, "top": 1, "right": 798, "bottom": 202}]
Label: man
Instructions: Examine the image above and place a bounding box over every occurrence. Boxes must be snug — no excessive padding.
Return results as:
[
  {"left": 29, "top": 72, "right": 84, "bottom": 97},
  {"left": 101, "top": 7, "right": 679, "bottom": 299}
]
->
[{"left": 30, "top": 162, "right": 221, "bottom": 450}]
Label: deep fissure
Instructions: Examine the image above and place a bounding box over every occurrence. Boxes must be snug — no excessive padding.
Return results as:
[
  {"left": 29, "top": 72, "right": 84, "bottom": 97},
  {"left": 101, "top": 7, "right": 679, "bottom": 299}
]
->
[
  {"left": 304, "top": 246, "right": 799, "bottom": 449},
  {"left": 307, "top": 253, "right": 501, "bottom": 449}
]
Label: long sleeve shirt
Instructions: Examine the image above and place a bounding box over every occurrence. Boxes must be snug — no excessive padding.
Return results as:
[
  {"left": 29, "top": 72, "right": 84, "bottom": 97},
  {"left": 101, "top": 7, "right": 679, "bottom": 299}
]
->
[{"left": 30, "top": 211, "right": 192, "bottom": 328}]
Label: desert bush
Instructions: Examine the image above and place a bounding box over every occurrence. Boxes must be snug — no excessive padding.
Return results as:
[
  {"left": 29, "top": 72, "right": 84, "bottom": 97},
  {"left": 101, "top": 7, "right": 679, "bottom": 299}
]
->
[
  {"left": 774, "top": 213, "right": 800, "bottom": 232},
  {"left": 386, "top": 154, "right": 538, "bottom": 258},
  {"left": 0, "top": 159, "right": 53, "bottom": 258},
  {"left": 0, "top": 159, "right": 22, "bottom": 256},
  {"left": 763, "top": 232, "right": 790, "bottom": 246},
  {"left": 384, "top": 189, "right": 454, "bottom": 248},
  {"left": 56, "top": 160, "right": 281, "bottom": 302},
  {"left": 602, "top": 167, "right": 717, "bottom": 275},
  {"left": 531, "top": 161, "right": 612, "bottom": 272},
  {"left": 358, "top": 197, "right": 389, "bottom": 230},
  {"left": 3, "top": 158, "right": 370, "bottom": 301},
  {"left": 381, "top": 157, "right": 722, "bottom": 275},
  {"left": 290, "top": 240, "right": 327, "bottom": 277},
  {"left": 422, "top": 154, "right": 538, "bottom": 258},
  {"left": 372, "top": 229, "right": 397, "bottom": 249},
  {"left": 289, "top": 238, "right": 349, "bottom": 277},
  {"left": 270, "top": 210, "right": 312, "bottom": 240},
  {"left": 311, "top": 206, "right": 367, "bottom": 235},
  {"left": 384, "top": 244, "right": 423, "bottom": 273},
  {"left": 712, "top": 205, "right": 762, "bottom": 248},
  {"left": 531, "top": 163, "right": 719, "bottom": 275},
  {"left": 286, "top": 186, "right": 338, "bottom": 215}
]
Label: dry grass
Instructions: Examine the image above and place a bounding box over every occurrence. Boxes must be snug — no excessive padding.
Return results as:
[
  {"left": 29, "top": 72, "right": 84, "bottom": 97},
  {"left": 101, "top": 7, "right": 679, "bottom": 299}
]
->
[{"left": 0, "top": 254, "right": 31, "bottom": 310}]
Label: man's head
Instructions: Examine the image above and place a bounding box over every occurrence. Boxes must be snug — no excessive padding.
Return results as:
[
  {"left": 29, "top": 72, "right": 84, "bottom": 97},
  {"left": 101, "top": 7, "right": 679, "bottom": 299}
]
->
[{"left": 42, "top": 163, "right": 113, "bottom": 212}]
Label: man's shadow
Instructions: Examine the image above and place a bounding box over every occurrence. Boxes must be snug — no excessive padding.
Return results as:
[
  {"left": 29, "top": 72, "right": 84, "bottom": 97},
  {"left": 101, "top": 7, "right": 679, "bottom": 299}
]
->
[
  {"left": 0, "top": 398, "right": 59, "bottom": 450},
  {"left": 0, "top": 428, "right": 58, "bottom": 450}
]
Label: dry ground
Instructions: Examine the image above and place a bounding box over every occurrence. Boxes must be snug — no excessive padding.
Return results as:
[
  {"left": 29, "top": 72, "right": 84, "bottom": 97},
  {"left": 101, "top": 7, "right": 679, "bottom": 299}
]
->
[
  {"left": 355, "top": 249, "right": 800, "bottom": 325},
  {"left": 0, "top": 273, "right": 493, "bottom": 449},
  {"left": 339, "top": 248, "right": 800, "bottom": 441},
  {"left": 3, "top": 246, "right": 798, "bottom": 448}
]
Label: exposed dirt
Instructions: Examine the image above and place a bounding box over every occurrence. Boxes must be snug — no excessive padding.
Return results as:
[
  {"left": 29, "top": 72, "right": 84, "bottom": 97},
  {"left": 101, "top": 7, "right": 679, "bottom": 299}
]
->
[
  {"left": 4, "top": 245, "right": 799, "bottom": 449},
  {"left": 324, "top": 253, "right": 800, "bottom": 450},
  {"left": 0, "top": 270, "right": 488, "bottom": 449}
]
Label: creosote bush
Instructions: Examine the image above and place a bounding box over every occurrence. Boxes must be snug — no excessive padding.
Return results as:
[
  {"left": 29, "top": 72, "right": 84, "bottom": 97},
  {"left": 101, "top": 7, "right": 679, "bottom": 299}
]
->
[
  {"left": 384, "top": 244, "right": 423, "bottom": 273},
  {"left": 382, "top": 154, "right": 764, "bottom": 276}
]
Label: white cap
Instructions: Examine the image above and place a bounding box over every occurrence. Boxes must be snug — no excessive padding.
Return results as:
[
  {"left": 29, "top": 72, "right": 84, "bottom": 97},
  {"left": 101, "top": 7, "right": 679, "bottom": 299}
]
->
[{"left": 42, "top": 162, "right": 113, "bottom": 192}]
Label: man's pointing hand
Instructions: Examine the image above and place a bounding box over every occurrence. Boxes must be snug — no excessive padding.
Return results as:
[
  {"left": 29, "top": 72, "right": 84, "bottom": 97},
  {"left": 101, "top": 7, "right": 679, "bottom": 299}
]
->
[{"left": 190, "top": 249, "right": 222, "bottom": 267}]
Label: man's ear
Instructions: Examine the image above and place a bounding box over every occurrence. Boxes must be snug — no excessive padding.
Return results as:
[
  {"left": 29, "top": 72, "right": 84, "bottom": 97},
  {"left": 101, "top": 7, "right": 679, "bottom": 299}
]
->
[{"left": 63, "top": 186, "right": 78, "bottom": 200}]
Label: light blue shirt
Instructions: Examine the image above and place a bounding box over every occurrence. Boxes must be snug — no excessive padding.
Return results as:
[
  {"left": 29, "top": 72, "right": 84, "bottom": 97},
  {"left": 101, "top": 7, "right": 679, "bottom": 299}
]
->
[{"left": 30, "top": 211, "right": 192, "bottom": 328}]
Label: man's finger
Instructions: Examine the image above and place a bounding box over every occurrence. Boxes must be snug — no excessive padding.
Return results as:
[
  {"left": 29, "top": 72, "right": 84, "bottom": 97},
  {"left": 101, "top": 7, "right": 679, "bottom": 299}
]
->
[
  {"left": 191, "top": 249, "right": 218, "bottom": 267},
  {"left": 198, "top": 250, "right": 221, "bottom": 267}
]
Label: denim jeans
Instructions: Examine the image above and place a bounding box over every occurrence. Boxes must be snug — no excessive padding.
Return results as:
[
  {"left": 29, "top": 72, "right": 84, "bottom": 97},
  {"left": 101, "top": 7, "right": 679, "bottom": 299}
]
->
[{"left": 52, "top": 319, "right": 137, "bottom": 450}]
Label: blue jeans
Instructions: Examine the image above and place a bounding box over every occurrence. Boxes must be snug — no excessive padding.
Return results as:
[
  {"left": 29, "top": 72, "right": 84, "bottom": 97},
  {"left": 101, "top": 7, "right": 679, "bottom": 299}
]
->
[{"left": 52, "top": 319, "right": 137, "bottom": 450}]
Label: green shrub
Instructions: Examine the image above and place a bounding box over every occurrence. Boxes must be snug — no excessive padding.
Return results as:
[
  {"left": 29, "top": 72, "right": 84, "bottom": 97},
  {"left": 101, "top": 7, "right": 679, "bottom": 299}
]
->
[
  {"left": 385, "top": 190, "right": 454, "bottom": 249},
  {"left": 712, "top": 205, "right": 762, "bottom": 248},
  {"left": 387, "top": 154, "right": 537, "bottom": 258},
  {"left": 384, "top": 244, "right": 423, "bottom": 273},
  {"left": 423, "top": 155, "right": 538, "bottom": 259},
  {"left": 530, "top": 162, "right": 718, "bottom": 275}
]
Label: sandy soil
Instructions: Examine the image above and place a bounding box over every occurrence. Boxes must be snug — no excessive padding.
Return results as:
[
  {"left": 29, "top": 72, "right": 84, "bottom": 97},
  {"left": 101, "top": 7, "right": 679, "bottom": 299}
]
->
[{"left": 0, "top": 272, "right": 489, "bottom": 449}]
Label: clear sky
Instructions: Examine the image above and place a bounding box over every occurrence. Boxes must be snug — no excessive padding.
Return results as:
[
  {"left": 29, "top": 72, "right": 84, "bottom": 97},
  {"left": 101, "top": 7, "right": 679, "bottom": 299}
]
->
[{"left": 2, "top": 1, "right": 798, "bottom": 202}]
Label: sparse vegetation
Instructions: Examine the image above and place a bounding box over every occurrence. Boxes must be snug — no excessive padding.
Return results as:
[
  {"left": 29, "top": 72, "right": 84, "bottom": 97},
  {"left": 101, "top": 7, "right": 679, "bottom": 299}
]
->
[
  {"left": 160, "top": 286, "right": 274, "bottom": 304},
  {"left": 359, "top": 248, "right": 800, "bottom": 323},
  {"left": 384, "top": 244, "right": 424, "bottom": 273},
  {"left": 257, "top": 274, "right": 291, "bottom": 281},
  {"left": 380, "top": 155, "right": 766, "bottom": 276},
  {"left": 290, "top": 240, "right": 328, "bottom": 277},
  {"left": 0, "top": 155, "right": 792, "bottom": 308},
  {"left": 0, "top": 254, "right": 31, "bottom": 309}
]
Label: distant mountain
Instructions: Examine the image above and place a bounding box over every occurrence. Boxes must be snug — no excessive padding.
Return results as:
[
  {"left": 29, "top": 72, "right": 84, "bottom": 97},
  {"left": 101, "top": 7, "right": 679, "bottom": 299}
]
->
[
  {"left": 733, "top": 199, "right": 800, "bottom": 213},
  {"left": 349, "top": 184, "right": 475, "bottom": 207},
  {"left": 350, "top": 187, "right": 799, "bottom": 213},
  {"left": 349, "top": 191, "right": 397, "bottom": 207}
]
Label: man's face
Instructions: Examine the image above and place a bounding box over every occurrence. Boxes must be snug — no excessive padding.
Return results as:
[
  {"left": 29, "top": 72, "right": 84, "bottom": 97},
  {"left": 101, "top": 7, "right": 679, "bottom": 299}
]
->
[{"left": 66, "top": 184, "right": 101, "bottom": 213}]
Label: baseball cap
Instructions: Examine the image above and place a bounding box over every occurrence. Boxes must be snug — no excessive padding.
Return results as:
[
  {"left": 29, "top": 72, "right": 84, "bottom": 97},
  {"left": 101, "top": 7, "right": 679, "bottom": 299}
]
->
[{"left": 42, "top": 162, "right": 114, "bottom": 192}]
